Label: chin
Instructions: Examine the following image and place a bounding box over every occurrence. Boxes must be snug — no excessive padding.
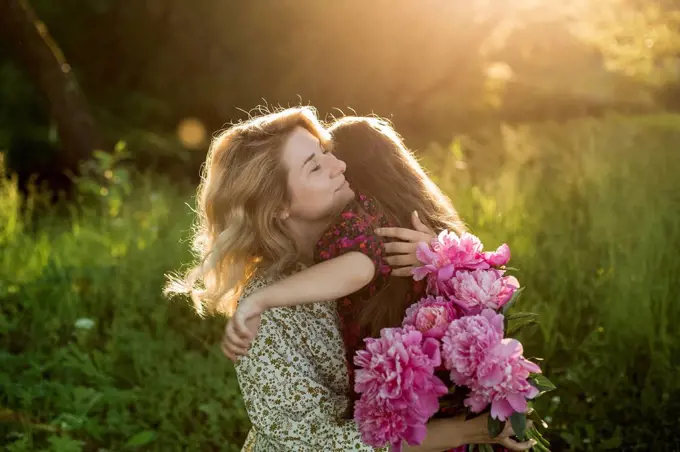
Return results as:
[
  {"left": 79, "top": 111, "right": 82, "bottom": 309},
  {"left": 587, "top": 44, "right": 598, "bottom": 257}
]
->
[{"left": 339, "top": 185, "right": 355, "bottom": 203}]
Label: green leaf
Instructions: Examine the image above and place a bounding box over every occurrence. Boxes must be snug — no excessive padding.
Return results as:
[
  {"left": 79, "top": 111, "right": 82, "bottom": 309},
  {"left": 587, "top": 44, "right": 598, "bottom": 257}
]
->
[
  {"left": 124, "top": 430, "right": 156, "bottom": 448},
  {"left": 599, "top": 426, "right": 622, "bottom": 450},
  {"left": 507, "top": 318, "right": 539, "bottom": 336},
  {"left": 480, "top": 444, "right": 495, "bottom": 452},
  {"left": 487, "top": 415, "right": 504, "bottom": 438},
  {"left": 528, "top": 374, "right": 557, "bottom": 395},
  {"left": 510, "top": 412, "right": 527, "bottom": 441},
  {"left": 505, "top": 312, "right": 537, "bottom": 321},
  {"left": 47, "top": 435, "right": 85, "bottom": 452},
  {"left": 114, "top": 140, "right": 127, "bottom": 154}
]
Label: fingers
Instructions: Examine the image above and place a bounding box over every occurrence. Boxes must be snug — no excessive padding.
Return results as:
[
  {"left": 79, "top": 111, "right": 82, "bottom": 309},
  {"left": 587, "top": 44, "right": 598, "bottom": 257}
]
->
[
  {"left": 375, "top": 227, "right": 421, "bottom": 242},
  {"left": 390, "top": 266, "right": 414, "bottom": 277},
  {"left": 233, "top": 313, "right": 255, "bottom": 341},
  {"left": 500, "top": 437, "right": 537, "bottom": 451},
  {"left": 498, "top": 419, "right": 535, "bottom": 451},
  {"left": 221, "top": 321, "right": 250, "bottom": 360},
  {"left": 411, "top": 211, "right": 434, "bottom": 235},
  {"left": 385, "top": 254, "right": 418, "bottom": 267},
  {"left": 383, "top": 241, "right": 416, "bottom": 255}
]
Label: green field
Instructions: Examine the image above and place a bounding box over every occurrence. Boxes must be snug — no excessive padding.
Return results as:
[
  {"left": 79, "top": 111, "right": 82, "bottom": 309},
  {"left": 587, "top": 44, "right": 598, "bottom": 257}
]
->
[{"left": 2, "top": 114, "right": 679, "bottom": 451}]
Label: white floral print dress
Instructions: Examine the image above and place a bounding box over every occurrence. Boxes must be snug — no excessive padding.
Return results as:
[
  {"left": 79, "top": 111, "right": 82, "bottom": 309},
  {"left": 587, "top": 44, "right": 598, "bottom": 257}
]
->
[{"left": 235, "top": 272, "right": 386, "bottom": 451}]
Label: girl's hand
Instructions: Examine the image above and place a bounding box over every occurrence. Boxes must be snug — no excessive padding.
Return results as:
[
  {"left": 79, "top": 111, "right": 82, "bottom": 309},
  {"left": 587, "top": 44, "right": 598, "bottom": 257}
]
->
[
  {"left": 375, "top": 211, "right": 435, "bottom": 277},
  {"left": 221, "top": 294, "right": 265, "bottom": 362}
]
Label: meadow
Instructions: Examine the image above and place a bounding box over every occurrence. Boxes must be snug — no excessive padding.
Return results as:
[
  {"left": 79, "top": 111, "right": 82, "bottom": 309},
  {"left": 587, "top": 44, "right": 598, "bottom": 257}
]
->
[{"left": 2, "top": 114, "right": 679, "bottom": 451}]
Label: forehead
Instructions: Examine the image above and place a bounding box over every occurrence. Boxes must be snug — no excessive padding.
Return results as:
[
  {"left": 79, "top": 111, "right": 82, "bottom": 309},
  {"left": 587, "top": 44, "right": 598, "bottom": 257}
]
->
[{"left": 281, "top": 126, "right": 322, "bottom": 169}]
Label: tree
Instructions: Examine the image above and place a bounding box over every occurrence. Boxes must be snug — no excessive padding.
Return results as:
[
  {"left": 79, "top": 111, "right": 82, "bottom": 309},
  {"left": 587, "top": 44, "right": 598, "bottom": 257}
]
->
[{"left": 0, "top": 0, "right": 104, "bottom": 173}]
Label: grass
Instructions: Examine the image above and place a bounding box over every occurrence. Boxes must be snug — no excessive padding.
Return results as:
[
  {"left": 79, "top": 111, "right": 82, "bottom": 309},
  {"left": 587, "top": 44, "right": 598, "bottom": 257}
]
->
[{"left": 1, "top": 114, "right": 679, "bottom": 451}]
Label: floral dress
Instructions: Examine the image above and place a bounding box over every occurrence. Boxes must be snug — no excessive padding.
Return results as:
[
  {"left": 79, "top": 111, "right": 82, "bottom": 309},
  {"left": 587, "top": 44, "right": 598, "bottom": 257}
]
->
[{"left": 235, "top": 269, "right": 387, "bottom": 451}]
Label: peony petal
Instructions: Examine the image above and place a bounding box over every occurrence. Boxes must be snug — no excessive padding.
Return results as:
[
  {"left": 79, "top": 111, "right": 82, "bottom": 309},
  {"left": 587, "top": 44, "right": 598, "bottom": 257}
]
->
[
  {"left": 411, "top": 265, "right": 431, "bottom": 281},
  {"left": 506, "top": 393, "right": 528, "bottom": 413},
  {"left": 416, "top": 242, "right": 438, "bottom": 264},
  {"left": 491, "top": 398, "right": 514, "bottom": 421},
  {"left": 521, "top": 359, "right": 542, "bottom": 374},
  {"left": 438, "top": 264, "right": 456, "bottom": 280},
  {"left": 506, "top": 275, "right": 520, "bottom": 289},
  {"left": 421, "top": 338, "right": 442, "bottom": 367},
  {"left": 404, "top": 423, "right": 428, "bottom": 446},
  {"left": 494, "top": 339, "right": 523, "bottom": 359},
  {"left": 479, "top": 365, "right": 504, "bottom": 387}
]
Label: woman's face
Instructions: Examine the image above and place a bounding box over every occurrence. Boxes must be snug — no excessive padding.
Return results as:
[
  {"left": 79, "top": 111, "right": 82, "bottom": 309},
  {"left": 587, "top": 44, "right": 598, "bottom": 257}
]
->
[{"left": 281, "top": 126, "right": 354, "bottom": 221}]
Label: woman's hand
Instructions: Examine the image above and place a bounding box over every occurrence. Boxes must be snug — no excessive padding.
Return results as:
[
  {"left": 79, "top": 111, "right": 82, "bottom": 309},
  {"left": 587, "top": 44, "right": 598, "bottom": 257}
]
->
[
  {"left": 375, "top": 211, "right": 436, "bottom": 277},
  {"left": 459, "top": 413, "right": 536, "bottom": 451},
  {"left": 221, "top": 294, "right": 265, "bottom": 362},
  {"left": 401, "top": 413, "right": 536, "bottom": 452}
]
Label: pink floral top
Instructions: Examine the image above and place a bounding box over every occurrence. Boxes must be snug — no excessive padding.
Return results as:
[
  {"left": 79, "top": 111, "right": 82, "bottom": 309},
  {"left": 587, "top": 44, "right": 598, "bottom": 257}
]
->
[{"left": 314, "top": 193, "right": 427, "bottom": 413}]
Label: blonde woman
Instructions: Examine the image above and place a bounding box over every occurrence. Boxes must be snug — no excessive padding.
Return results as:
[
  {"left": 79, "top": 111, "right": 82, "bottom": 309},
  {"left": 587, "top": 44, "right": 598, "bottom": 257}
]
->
[{"left": 166, "top": 107, "right": 534, "bottom": 451}]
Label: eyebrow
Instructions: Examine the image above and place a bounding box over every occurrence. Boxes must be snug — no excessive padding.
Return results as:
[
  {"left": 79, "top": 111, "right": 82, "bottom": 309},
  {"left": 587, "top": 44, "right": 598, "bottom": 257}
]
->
[{"left": 301, "top": 153, "right": 315, "bottom": 169}]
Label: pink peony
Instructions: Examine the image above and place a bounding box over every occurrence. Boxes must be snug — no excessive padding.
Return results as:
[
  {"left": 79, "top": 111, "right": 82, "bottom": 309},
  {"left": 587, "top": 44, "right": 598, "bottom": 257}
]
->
[
  {"left": 353, "top": 326, "right": 448, "bottom": 449},
  {"left": 483, "top": 243, "right": 511, "bottom": 267},
  {"left": 450, "top": 269, "right": 520, "bottom": 314},
  {"left": 441, "top": 309, "right": 505, "bottom": 386},
  {"left": 412, "top": 231, "right": 513, "bottom": 297},
  {"left": 465, "top": 339, "right": 542, "bottom": 421},
  {"left": 402, "top": 295, "right": 461, "bottom": 339},
  {"left": 354, "top": 399, "right": 425, "bottom": 452}
]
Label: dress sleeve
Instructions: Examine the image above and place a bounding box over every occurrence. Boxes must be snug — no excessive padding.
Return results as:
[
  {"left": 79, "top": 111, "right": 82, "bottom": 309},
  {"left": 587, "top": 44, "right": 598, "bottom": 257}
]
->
[
  {"left": 234, "top": 278, "right": 386, "bottom": 451},
  {"left": 314, "top": 211, "right": 391, "bottom": 292}
]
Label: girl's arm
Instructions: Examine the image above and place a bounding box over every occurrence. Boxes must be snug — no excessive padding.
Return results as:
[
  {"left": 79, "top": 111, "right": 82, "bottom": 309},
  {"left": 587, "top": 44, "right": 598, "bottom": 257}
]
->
[
  {"left": 254, "top": 251, "right": 376, "bottom": 309},
  {"left": 223, "top": 252, "right": 376, "bottom": 355}
]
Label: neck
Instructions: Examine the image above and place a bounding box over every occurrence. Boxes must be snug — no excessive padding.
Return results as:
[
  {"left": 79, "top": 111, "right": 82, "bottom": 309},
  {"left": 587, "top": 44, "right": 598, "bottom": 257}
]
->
[{"left": 285, "top": 216, "right": 331, "bottom": 265}]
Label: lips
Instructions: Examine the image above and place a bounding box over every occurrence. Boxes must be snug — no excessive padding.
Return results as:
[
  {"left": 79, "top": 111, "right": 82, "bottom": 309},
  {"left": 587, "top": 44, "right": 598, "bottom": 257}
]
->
[{"left": 335, "top": 181, "right": 348, "bottom": 192}]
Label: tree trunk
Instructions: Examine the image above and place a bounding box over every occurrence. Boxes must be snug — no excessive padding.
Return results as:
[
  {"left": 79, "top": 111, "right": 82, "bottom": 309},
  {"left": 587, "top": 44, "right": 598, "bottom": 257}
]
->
[{"left": 0, "top": 0, "right": 105, "bottom": 173}]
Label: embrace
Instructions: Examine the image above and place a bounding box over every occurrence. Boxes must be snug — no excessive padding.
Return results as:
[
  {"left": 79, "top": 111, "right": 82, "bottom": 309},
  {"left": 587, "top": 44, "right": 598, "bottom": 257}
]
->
[{"left": 166, "top": 107, "right": 538, "bottom": 451}]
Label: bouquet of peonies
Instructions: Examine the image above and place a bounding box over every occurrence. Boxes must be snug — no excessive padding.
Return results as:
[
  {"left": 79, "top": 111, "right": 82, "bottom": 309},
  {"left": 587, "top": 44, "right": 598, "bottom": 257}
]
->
[{"left": 353, "top": 231, "right": 555, "bottom": 452}]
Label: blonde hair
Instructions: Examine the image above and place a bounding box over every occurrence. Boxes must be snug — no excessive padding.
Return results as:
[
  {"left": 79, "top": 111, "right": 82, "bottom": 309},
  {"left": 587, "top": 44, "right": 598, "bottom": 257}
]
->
[{"left": 164, "top": 107, "right": 330, "bottom": 316}]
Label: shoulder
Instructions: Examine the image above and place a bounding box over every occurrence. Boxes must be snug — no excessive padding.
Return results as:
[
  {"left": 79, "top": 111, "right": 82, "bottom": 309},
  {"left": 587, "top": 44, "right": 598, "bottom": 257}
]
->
[{"left": 239, "top": 275, "right": 271, "bottom": 303}]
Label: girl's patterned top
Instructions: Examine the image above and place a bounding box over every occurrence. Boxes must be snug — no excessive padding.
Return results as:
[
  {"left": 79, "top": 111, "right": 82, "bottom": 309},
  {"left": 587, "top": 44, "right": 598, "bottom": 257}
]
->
[
  {"left": 235, "top": 269, "right": 387, "bottom": 451},
  {"left": 313, "top": 193, "right": 427, "bottom": 414}
]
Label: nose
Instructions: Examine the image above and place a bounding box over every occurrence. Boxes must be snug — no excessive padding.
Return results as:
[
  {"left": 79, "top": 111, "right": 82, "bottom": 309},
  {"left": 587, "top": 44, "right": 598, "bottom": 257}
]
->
[{"left": 327, "top": 153, "right": 346, "bottom": 177}]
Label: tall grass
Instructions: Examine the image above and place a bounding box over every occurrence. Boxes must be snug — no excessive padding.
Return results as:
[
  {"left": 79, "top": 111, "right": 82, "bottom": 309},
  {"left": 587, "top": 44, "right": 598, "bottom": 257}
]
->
[
  {"left": 1, "top": 114, "right": 679, "bottom": 451},
  {"left": 422, "top": 114, "right": 680, "bottom": 450},
  {"left": 0, "top": 154, "right": 250, "bottom": 451}
]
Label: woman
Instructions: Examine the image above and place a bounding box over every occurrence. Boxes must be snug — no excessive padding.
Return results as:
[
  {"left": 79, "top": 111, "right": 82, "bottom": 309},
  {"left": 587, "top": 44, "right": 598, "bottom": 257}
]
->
[{"left": 166, "top": 107, "right": 534, "bottom": 451}]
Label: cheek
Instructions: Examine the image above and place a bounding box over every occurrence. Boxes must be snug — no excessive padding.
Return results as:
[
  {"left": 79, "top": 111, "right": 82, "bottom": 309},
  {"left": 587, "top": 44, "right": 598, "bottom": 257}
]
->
[{"left": 287, "top": 178, "right": 333, "bottom": 218}]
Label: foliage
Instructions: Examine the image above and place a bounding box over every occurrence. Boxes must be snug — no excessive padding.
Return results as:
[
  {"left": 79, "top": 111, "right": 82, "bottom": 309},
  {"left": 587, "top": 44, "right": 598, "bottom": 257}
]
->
[
  {"left": 2, "top": 114, "right": 680, "bottom": 450},
  {"left": 421, "top": 113, "right": 680, "bottom": 450},
  {"left": 0, "top": 150, "right": 249, "bottom": 451}
]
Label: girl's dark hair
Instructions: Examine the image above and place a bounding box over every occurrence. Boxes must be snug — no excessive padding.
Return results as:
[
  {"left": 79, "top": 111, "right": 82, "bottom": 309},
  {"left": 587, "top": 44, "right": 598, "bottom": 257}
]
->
[{"left": 328, "top": 116, "right": 466, "bottom": 335}]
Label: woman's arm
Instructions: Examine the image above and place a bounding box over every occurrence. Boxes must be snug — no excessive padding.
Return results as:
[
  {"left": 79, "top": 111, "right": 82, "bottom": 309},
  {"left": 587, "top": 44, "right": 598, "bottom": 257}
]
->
[
  {"left": 376, "top": 210, "right": 436, "bottom": 277},
  {"left": 401, "top": 414, "right": 536, "bottom": 452}
]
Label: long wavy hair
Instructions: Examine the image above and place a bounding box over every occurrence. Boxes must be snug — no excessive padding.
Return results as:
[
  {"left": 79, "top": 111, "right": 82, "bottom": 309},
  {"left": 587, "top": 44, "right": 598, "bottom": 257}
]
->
[
  {"left": 164, "top": 107, "right": 331, "bottom": 316},
  {"left": 327, "top": 116, "right": 466, "bottom": 336}
]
